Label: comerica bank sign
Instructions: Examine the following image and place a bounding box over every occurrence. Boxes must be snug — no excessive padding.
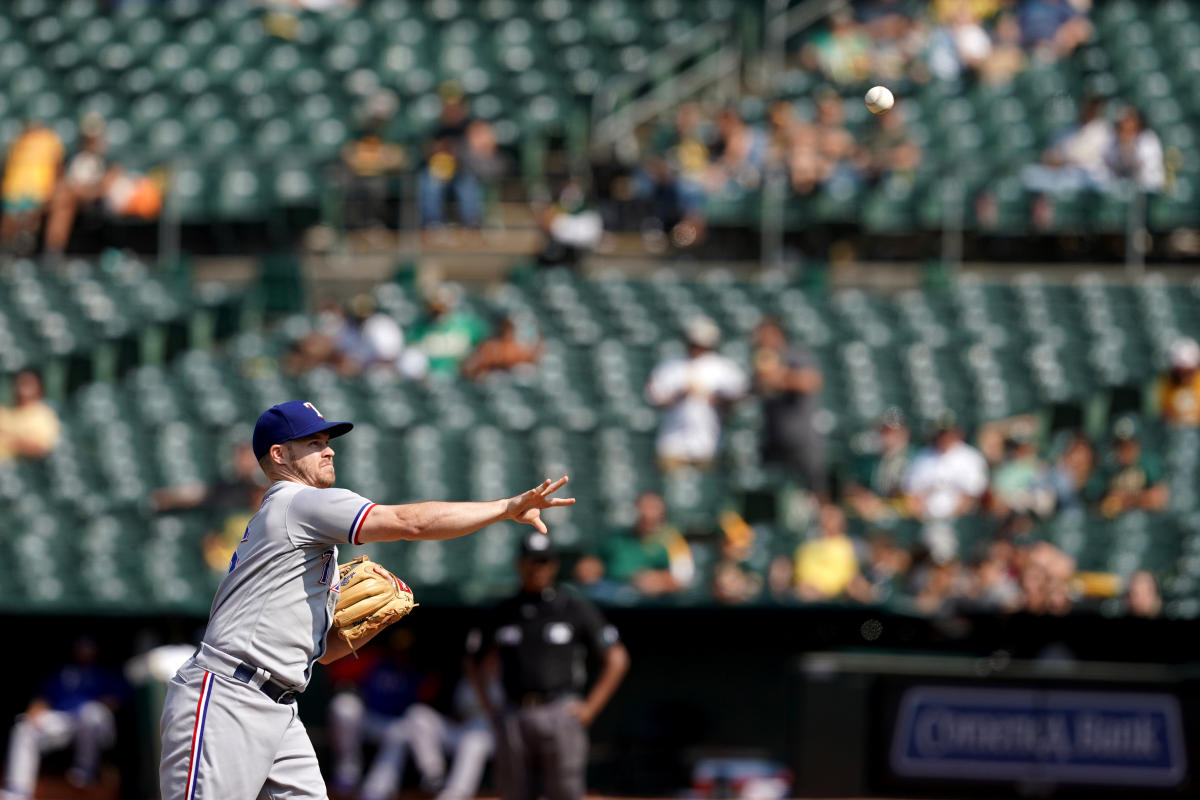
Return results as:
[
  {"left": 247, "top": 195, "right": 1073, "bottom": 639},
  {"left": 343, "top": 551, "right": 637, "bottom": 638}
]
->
[{"left": 890, "top": 686, "right": 1187, "bottom": 787}]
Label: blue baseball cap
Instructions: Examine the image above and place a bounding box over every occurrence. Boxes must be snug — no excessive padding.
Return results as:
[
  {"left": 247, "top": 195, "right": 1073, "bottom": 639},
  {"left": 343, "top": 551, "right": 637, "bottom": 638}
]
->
[{"left": 252, "top": 401, "right": 354, "bottom": 461}]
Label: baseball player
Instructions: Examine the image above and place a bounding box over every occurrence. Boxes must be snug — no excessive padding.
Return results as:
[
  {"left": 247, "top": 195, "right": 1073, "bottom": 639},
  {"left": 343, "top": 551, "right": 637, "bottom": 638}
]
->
[{"left": 158, "top": 400, "right": 573, "bottom": 800}]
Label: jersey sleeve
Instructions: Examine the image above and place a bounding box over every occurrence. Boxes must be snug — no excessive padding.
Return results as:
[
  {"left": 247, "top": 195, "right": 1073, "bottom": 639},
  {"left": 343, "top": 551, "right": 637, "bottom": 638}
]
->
[
  {"left": 571, "top": 593, "right": 619, "bottom": 656},
  {"left": 286, "top": 486, "right": 379, "bottom": 546}
]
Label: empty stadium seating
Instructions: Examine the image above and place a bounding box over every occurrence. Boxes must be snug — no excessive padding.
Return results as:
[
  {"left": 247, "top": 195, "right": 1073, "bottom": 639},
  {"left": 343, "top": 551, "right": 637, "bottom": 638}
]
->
[{"left": 3, "top": 259, "right": 1199, "bottom": 617}]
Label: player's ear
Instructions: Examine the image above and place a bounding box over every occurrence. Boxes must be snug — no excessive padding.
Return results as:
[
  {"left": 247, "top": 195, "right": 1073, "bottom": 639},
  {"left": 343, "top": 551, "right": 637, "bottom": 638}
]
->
[{"left": 269, "top": 443, "right": 288, "bottom": 466}]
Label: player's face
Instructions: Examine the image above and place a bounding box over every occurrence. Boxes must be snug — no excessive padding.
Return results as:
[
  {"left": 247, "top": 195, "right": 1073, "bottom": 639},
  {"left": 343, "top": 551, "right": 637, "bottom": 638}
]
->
[{"left": 284, "top": 433, "right": 336, "bottom": 488}]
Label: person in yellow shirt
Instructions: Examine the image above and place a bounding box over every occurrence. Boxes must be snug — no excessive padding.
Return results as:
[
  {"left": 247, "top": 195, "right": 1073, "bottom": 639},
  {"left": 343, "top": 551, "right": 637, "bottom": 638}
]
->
[
  {"left": 0, "top": 370, "right": 61, "bottom": 460},
  {"left": 1, "top": 119, "right": 64, "bottom": 254},
  {"left": 794, "top": 504, "right": 861, "bottom": 601},
  {"left": 1156, "top": 336, "right": 1200, "bottom": 427}
]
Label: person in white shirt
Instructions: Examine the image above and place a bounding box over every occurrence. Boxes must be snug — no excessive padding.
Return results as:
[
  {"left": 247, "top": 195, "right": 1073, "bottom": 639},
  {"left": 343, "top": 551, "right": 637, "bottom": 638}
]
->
[
  {"left": 645, "top": 317, "right": 749, "bottom": 470},
  {"left": 1104, "top": 105, "right": 1164, "bottom": 193},
  {"left": 903, "top": 412, "right": 989, "bottom": 561},
  {"left": 1022, "top": 96, "right": 1113, "bottom": 194}
]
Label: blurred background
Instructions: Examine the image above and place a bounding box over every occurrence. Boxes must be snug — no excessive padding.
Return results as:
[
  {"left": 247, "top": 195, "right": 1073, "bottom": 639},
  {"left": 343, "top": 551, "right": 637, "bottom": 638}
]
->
[{"left": 1, "top": 0, "right": 1199, "bottom": 798}]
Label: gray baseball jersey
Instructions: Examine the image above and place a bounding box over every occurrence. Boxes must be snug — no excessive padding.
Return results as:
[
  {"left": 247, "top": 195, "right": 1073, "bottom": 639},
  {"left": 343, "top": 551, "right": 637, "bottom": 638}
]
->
[{"left": 159, "top": 479, "right": 379, "bottom": 800}]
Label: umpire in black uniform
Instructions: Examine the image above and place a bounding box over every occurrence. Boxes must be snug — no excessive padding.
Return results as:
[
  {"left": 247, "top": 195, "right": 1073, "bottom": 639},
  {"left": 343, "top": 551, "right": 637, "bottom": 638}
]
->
[{"left": 465, "top": 532, "right": 629, "bottom": 800}]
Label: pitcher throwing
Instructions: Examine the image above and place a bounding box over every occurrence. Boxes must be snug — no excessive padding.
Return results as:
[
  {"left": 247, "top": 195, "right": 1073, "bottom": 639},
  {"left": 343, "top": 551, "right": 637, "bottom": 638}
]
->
[{"left": 159, "top": 401, "right": 573, "bottom": 800}]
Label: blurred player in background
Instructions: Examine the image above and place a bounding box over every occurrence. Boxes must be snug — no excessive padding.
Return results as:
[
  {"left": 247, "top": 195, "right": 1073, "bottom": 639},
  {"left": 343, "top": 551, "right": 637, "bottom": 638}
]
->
[
  {"left": 467, "top": 533, "right": 628, "bottom": 800},
  {"left": 2, "top": 636, "right": 128, "bottom": 799}
]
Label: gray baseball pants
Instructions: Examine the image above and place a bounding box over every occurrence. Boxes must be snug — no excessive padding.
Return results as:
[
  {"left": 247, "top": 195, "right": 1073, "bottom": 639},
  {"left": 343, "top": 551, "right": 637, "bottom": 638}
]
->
[
  {"left": 159, "top": 645, "right": 325, "bottom": 800},
  {"left": 492, "top": 697, "right": 587, "bottom": 800}
]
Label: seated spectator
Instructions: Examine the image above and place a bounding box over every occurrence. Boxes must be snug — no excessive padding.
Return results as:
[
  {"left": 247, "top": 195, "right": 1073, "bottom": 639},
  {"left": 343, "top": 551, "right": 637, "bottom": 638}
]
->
[
  {"left": 1, "top": 119, "right": 64, "bottom": 255},
  {"left": 963, "top": 539, "right": 1023, "bottom": 613},
  {"left": 927, "top": 1, "right": 993, "bottom": 82},
  {"left": 335, "top": 293, "right": 423, "bottom": 377},
  {"left": 903, "top": 412, "right": 989, "bottom": 562},
  {"left": 785, "top": 89, "right": 858, "bottom": 197},
  {"left": 0, "top": 370, "right": 61, "bottom": 461},
  {"left": 534, "top": 180, "right": 605, "bottom": 268},
  {"left": 407, "top": 284, "right": 489, "bottom": 378},
  {"left": 854, "top": 530, "right": 913, "bottom": 604},
  {"left": 902, "top": 411, "right": 989, "bottom": 521},
  {"left": 752, "top": 317, "right": 826, "bottom": 498},
  {"left": 635, "top": 102, "right": 710, "bottom": 249},
  {"left": 1041, "top": 431, "right": 1096, "bottom": 512},
  {"left": 793, "top": 504, "right": 869, "bottom": 602},
  {"left": 461, "top": 314, "right": 542, "bottom": 381},
  {"left": 1018, "top": 541, "right": 1076, "bottom": 615},
  {"left": 574, "top": 492, "right": 694, "bottom": 599},
  {"left": 1092, "top": 416, "right": 1169, "bottom": 518},
  {"left": 979, "top": 12, "right": 1028, "bottom": 86},
  {"left": 1104, "top": 105, "right": 1165, "bottom": 193},
  {"left": 44, "top": 114, "right": 113, "bottom": 255},
  {"left": 1018, "top": 0, "right": 1092, "bottom": 62},
  {"left": 702, "top": 107, "right": 766, "bottom": 196},
  {"left": 150, "top": 440, "right": 269, "bottom": 575},
  {"left": 1156, "top": 336, "right": 1200, "bottom": 427},
  {"left": 987, "top": 421, "right": 1055, "bottom": 519},
  {"left": 645, "top": 316, "right": 749, "bottom": 471},
  {"left": 419, "top": 85, "right": 490, "bottom": 230},
  {"left": 1022, "top": 95, "right": 1113, "bottom": 194},
  {"left": 340, "top": 113, "right": 406, "bottom": 230},
  {"left": 800, "top": 10, "right": 873, "bottom": 86},
  {"left": 857, "top": 0, "right": 924, "bottom": 82},
  {"left": 1123, "top": 569, "right": 1162, "bottom": 618},
  {"left": 853, "top": 103, "right": 923, "bottom": 183},
  {"left": 846, "top": 407, "right": 916, "bottom": 523}
]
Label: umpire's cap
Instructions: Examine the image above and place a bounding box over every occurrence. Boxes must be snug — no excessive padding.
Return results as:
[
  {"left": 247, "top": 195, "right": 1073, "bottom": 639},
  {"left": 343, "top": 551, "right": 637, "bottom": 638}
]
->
[
  {"left": 519, "top": 532, "right": 558, "bottom": 561},
  {"left": 252, "top": 401, "right": 354, "bottom": 461}
]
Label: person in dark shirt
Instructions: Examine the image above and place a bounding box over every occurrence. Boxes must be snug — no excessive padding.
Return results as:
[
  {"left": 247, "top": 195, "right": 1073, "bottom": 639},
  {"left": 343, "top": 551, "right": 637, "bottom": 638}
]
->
[
  {"left": 466, "top": 533, "right": 629, "bottom": 800},
  {"left": 753, "top": 317, "right": 827, "bottom": 499},
  {"left": 3, "top": 635, "right": 128, "bottom": 796}
]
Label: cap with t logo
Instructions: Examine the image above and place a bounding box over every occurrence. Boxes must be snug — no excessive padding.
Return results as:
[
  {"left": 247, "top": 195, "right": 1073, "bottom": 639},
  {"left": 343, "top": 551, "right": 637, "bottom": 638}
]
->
[{"left": 252, "top": 401, "right": 354, "bottom": 461}]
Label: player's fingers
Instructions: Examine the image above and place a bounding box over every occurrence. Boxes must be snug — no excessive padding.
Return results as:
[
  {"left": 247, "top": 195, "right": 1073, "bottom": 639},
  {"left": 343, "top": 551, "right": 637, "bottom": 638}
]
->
[
  {"left": 541, "top": 475, "right": 570, "bottom": 495},
  {"left": 546, "top": 497, "right": 576, "bottom": 507},
  {"left": 531, "top": 515, "right": 548, "bottom": 534}
]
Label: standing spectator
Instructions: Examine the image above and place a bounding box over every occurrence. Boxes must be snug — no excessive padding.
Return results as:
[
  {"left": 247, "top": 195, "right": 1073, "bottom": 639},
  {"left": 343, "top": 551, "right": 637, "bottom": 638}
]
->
[
  {"left": 326, "top": 629, "right": 439, "bottom": 798},
  {"left": 645, "top": 316, "right": 749, "bottom": 471},
  {"left": 752, "top": 317, "right": 827, "bottom": 498},
  {"left": 466, "top": 533, "right": 629, "bottom": 800},
  {"left": 2, "top": 636, "right": 128, "bottom": 797},
  {"left": 1093, "top": 416, "right": 1169, "bottom": 518},
  {"left": 462, "top": 314, "right": 543, "bottom": 381},
  {"left": 0, "top": 370, "right": 61, "bottom": 461},
  {"left": 573, "top": 491, "right": 694, "bottom": 600},
  {"left": 792, "top": 504, "right": 869, "bottom": 603},
  {"left": 408, "top": 284, "right": 490, "bottom": 378},
  {"left": 402, "top": 654, "right": 505, "bottom": 800},
  {"left": 0, "top": 119, "right": 64, "bottom": 255},
  {"left": 846, "top": 407, "right": 915, "bottom": 522},
  {"left": 1103, "top": 106, "right": 1164, "bottom": 193},
  {"left": 43, "top": 114, "right": 113, "bottom": 255},
  {"left": 1156, "top": 336, "right": 1200, "bottom": 427}
]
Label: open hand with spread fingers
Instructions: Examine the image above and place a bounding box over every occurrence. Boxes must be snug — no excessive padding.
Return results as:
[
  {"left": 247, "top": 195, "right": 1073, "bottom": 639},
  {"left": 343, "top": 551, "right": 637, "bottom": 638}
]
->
[{"left": 506, "top": 476, "right": 575, "bottom": 534}]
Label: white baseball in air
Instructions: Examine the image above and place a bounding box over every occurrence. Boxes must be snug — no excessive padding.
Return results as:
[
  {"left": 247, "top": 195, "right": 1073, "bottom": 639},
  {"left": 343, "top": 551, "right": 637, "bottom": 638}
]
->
[{"left": 865, "top": 85, "right": 894, "bottom": 115}]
